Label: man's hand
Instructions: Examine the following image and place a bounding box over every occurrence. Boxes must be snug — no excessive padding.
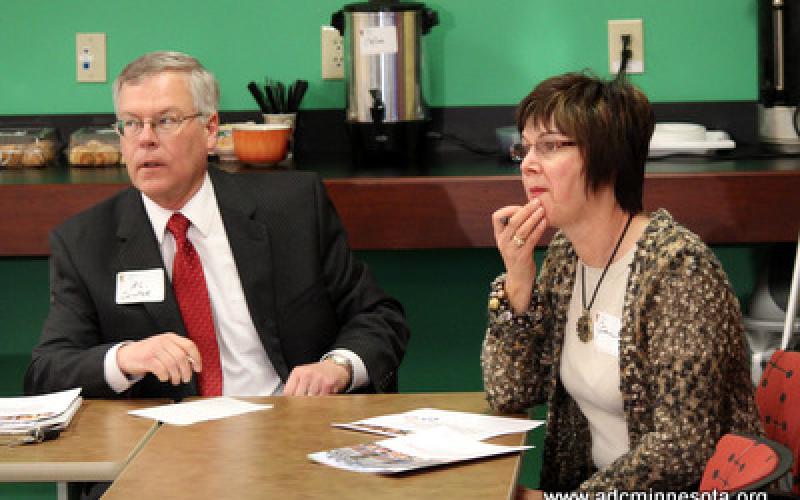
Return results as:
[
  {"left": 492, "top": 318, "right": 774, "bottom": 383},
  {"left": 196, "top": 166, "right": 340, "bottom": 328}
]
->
[
  {"left": 117, "top": 333, "right": 202, "bottom": 385},
  {"left": 284, "top": 360, "right": 351, "bottom": 396}
]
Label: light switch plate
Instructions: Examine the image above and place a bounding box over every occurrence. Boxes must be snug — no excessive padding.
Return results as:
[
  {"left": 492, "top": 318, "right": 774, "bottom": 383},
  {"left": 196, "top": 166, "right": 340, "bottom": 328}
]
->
[
  {"left": 76, "top": 33, "right": 106, "bottom": 82},
  {"left": 608, "top": 20, "right": 644, "bottom": 74}
]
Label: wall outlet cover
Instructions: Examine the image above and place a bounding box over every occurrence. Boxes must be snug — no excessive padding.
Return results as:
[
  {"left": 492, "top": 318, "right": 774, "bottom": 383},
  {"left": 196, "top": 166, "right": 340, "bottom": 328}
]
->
[
  {"left": 608, "top": 20, "right": 644, "bottom": 74},
  {"left": 321, "top": 26, "right": 344, "bottom": 80}
]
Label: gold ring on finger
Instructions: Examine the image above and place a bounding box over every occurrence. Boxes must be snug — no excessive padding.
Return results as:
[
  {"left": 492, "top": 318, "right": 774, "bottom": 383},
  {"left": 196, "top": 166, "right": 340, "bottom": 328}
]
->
[{"left": 512, "top": 234, "right": 526, "bottom": 247}]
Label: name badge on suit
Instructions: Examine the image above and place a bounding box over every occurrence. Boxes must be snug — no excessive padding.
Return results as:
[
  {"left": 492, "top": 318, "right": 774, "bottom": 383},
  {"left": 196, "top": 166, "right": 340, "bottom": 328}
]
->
[{"left": 116, "top": 269, "right": 165, "bottom": 304}]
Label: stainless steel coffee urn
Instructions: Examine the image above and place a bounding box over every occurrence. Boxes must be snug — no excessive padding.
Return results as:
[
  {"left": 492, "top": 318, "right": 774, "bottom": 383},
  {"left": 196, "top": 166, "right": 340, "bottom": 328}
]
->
[
  {"left": 332, "top": 0, "right": 438, "bottom": 165},
  {"left": 759, "top": 0, "right": 800, "bottom": 152}
]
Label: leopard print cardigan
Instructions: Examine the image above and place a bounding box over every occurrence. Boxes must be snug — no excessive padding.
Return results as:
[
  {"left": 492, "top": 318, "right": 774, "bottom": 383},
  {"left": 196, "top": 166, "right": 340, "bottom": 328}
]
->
[{"left": 482, "top": 209, "right": 761, "bottom": 492}]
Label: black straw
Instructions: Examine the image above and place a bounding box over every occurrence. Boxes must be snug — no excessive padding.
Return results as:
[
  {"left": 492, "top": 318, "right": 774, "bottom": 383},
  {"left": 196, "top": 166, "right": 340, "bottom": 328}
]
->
[{"left": 247, "top": 81, "right": 270, "bottom": 113}]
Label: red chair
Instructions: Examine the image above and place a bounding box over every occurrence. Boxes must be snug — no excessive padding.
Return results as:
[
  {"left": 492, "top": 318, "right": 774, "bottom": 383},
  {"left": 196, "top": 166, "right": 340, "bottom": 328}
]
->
[
  {"left": 757, "top": 350, "right": 800, "bottom": 494},
  {"left": 700, "top": 433, "right": 793, "bottom": 493}
]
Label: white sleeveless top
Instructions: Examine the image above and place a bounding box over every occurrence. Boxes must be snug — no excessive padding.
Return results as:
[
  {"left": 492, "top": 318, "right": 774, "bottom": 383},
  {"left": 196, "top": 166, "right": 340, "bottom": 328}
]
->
[{"left": 560, "top": 246, "right": 635, "bottom": 470}]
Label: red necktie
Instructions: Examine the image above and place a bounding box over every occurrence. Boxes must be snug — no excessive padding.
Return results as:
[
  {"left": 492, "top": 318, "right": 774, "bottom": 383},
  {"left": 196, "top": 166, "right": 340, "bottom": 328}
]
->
[{"left": 166, "top": 212, "right": 223, "bottom": 396}]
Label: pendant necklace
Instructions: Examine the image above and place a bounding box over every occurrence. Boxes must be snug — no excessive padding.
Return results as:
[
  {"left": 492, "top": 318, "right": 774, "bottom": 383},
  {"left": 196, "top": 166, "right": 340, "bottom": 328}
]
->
[{"left": 576, "top": 213, "right": 634, "bottom": 343}]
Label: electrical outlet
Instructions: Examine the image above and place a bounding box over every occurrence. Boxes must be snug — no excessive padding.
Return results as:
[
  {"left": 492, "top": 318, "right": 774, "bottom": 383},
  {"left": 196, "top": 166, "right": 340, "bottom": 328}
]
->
[
  {"left": 608, "top": 19, "right": 644, "bottom": 74},
  {"left": 76, "top": 33, "right": 107, "bottom": 82},
  {"left": 321, "top": 26, "right": 344, "bottom": 80}
]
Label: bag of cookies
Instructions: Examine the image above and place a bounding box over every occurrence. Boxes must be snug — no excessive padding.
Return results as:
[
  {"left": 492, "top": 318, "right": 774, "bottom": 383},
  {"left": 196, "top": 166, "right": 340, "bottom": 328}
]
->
[
  {"left": 0, "top": 128, "right": 58, "bottom": 168},
  {"left": 68, "top": 127, "right": 121, "bottom": 167}
]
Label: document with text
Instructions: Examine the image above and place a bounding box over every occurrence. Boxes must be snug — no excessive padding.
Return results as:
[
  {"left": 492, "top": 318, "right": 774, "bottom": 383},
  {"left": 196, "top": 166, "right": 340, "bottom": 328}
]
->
[
  {"left": 309, "top": 427, "right": 532, "bottom": 474},
  {"left": 333, "top": 407, "right": 543, "bottom": 440},
  {"left": 0, "top": 387, "right": 82, "bottom": 434}
]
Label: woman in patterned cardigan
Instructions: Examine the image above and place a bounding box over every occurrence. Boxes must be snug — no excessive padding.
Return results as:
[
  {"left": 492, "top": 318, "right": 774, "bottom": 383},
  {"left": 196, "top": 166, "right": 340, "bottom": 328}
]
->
[{"left": 482, "top": 72, "right": 761, "bottom": 493}]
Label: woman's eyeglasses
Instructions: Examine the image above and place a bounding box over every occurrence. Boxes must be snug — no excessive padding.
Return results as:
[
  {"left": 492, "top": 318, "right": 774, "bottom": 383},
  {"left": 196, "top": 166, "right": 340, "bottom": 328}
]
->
[{"left": 510, "top": 139, "right": 576, "bottom": 162}]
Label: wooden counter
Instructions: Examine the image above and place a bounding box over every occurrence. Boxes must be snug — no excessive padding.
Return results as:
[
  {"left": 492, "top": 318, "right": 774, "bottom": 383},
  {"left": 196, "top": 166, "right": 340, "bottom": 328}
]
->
[{"left": 1, "top": 155, "right": 798, "bottom": 256}]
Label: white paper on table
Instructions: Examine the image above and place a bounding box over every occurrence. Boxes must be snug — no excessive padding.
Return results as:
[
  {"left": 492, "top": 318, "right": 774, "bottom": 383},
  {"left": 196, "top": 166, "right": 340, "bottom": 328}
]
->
[
  {"left": 0, "top": 388, "right": 82, "bottom": 421},
  {"left": 128, "top": 397, "right": 272, "bottom": 425},
  {"left": 333, "top": 407, "right": 543, "bottom": 440},
  {"left": 308, "top": 427, "right": 532, "bottom": 474},
  {"left": 382, "top": 427, "right": 532, "bottom": 460}
]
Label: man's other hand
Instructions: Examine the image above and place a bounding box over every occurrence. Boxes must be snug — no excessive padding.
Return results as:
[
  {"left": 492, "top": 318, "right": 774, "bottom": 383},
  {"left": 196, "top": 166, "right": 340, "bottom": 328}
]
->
[{"left": 284, "top": 360, "right": 351, "bottom": 396}]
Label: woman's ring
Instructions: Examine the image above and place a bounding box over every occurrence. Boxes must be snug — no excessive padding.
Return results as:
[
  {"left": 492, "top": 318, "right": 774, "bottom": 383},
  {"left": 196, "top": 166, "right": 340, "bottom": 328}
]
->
[{"left": 512, "top": 234, "right": 526, "bottom": 247}]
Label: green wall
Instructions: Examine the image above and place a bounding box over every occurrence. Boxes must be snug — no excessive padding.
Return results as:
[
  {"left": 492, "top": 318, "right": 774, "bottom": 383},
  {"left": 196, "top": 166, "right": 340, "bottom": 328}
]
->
[{"left": 1, "top": 0, "right": 756, "bottom": 115}]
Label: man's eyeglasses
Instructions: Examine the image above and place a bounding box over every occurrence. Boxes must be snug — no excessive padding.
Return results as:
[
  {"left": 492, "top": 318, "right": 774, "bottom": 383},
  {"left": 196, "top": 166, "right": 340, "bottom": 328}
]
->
[
  {"left": 510, "top": 139, "right": 576, "bottom": 162},
  {"left": 114, "top": 112, "right": 206, "bottom": 137}
]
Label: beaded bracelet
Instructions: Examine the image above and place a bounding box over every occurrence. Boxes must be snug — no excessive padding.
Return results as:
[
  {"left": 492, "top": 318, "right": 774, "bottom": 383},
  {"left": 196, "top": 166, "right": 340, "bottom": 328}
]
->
[{"left": 487, "top": 275, "right": 536, "bottom": 329}]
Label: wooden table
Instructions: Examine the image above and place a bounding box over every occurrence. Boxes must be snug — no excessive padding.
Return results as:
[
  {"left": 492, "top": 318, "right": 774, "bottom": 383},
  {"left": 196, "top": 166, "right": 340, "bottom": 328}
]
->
[
  {"left": 0, "top": 399, "right": 160, "bottom": 499},
  {"left": 103, "top": 392, "right": 528, "bottom": 500}
]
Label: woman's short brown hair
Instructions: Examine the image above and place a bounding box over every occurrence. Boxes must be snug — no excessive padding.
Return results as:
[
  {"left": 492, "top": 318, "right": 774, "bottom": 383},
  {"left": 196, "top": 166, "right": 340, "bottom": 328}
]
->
[{"left": 516, "top": 72, "right": 654, "bottom": 214}]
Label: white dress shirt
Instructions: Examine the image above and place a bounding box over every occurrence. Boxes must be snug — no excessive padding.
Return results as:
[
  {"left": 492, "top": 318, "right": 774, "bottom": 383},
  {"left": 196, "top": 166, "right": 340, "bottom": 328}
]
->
[{"left": 104, "top": 172, "right": 367, "bottom": 394}]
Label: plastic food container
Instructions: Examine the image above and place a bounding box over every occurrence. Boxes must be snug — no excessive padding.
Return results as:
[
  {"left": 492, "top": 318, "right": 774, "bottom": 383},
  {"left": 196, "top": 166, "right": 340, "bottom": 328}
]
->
[
  {"left": 0, "top": 127, "right": 58, "bottom": 168},
  {"left": 68, "top": 127, "right": 121, "bottom": 166},
  {"left": 495, "top": 126, "right": 521, "bottom": 160},
  {"left": 214, "top": 124, "right": 237, "bottom": 161}
]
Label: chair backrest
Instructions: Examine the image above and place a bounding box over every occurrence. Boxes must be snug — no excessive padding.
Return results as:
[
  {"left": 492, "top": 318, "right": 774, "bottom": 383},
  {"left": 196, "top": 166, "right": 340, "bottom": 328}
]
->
[
  {"left": 780, "top": 230, "right": 799, "bottom": 351},
  {"left": 756, "top": 349, "right": 800, "bottom": 493},
  {"left": 699, "top": 433, "right": 793, "bottom": 493}
]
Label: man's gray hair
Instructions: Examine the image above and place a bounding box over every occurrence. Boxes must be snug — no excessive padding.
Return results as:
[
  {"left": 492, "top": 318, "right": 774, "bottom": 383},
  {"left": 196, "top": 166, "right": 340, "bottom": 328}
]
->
[{"left": 112, "top": 51, "right": 219, "bottom": 116}]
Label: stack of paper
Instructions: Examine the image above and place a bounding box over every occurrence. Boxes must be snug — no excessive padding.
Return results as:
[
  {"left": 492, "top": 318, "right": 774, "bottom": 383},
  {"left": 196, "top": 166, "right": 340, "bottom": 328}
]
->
[
  {"left": 0, "top": 388, "right": 82, "bottom": 438},
  {"left": 309, "top": 408, "right": 543, "bottom": 474}
]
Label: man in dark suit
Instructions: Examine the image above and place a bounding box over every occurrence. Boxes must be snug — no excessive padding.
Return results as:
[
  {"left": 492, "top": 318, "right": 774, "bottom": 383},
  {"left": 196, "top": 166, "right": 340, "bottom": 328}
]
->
[{"left": 25, "top": 51, "right": 409, "bottom": 400}]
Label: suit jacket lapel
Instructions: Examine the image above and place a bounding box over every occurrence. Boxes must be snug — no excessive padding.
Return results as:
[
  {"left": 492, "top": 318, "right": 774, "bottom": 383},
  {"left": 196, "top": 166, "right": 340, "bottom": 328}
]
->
[
  {"left": 209, "top": 168, "right": 286, "bottom": 378},
  {"left": 115, "top": 188, "right": 186, "bottom": 337}
]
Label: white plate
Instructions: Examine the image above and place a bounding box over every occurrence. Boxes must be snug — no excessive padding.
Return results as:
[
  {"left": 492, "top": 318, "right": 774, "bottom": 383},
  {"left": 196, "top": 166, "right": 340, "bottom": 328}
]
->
[{"left": 648, "top": 130, "right": 735, "bottom": 157}]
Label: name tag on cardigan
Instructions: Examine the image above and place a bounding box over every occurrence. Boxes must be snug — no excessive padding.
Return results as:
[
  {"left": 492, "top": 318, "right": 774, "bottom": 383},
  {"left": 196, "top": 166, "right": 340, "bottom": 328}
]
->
[
  {"left": 116, "top": 269, "right": 165, "bottom": 304},
  {"left": 593, "top": 311, "right": 621, "bottom": 357}
]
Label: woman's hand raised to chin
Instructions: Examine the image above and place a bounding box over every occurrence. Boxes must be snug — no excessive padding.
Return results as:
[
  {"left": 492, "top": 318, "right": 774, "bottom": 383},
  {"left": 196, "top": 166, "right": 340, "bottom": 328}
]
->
[{"left": 492, "top": 198, "right": 547, "bottom": 315}]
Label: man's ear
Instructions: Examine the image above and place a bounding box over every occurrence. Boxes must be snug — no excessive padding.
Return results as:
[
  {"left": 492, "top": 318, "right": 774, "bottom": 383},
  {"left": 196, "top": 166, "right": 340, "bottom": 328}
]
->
[{"left": 205, "top": 112, "right": 220, "bottom": 152}]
